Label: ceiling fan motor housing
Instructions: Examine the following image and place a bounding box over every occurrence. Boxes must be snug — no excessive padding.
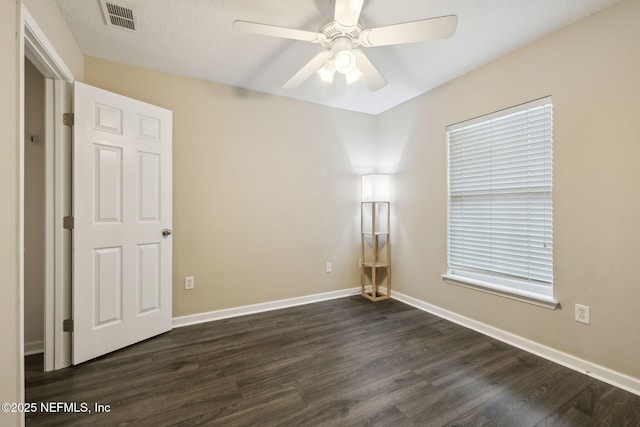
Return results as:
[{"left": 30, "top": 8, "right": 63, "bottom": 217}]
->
[{"left": 320, "top": 22, "right": 362, "bottom": 48}]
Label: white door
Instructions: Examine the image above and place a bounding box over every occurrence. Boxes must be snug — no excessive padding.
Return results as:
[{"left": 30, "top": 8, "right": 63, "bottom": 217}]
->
[{"left": 72, "top": 82, "right": 172, "bottom": 364}]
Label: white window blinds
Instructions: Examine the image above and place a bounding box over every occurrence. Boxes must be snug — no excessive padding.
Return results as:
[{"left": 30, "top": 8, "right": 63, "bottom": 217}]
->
[{"left": 446, "top": 98, "right": 553, "bottom": 297}]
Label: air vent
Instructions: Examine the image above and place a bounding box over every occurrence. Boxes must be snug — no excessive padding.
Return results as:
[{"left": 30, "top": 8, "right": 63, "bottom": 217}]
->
[{"left": 100, "top": 0, "right": 137, "bottom": 31}]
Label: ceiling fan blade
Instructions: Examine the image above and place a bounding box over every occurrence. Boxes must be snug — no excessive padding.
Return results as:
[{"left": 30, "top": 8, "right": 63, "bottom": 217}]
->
[
  {"left": 353, "top": 50, "right": 386, "bottom": 91},
  {"left": 233, "top": 20, "right": 326, "bottom": 43},
  {"left": 359, "top": 15, "right": 458, "bottom": 47},
  {"left": 283, "top": 51, "right": 333, "bottom": 89},
  {"left": 334, "top": 0, "right": 364, "bottom": 27}
]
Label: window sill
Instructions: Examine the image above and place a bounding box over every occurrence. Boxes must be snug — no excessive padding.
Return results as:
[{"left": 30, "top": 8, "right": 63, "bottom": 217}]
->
[{"left": 442, "top": 273, "right": 559, "bottom": 310}]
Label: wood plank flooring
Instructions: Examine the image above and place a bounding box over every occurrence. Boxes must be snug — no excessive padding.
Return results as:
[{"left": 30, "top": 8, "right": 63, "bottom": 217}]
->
[{"left": 25, "top": 297, "right": 640, "bottom": 426}]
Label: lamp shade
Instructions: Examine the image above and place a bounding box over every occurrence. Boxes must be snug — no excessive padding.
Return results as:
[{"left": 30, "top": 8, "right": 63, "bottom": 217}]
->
[{"left": 361, "top": 174, "right": 390, "bottom": 202}]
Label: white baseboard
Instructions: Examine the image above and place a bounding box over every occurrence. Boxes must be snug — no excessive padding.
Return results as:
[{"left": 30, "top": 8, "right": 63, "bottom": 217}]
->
[
  {"left": 172, "top": 287, "right": 360, "bottom": 328},
  {"left": 24, "top": 340, "right": 44, "bottom": 356},
  {"left": 392, "top": 290, "right": 640, "bottom": 397}
]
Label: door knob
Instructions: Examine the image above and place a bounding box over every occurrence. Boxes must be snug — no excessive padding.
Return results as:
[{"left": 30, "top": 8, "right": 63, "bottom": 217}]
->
[{"left": 162, "top": 228, "right": 172, "bottom": 238}]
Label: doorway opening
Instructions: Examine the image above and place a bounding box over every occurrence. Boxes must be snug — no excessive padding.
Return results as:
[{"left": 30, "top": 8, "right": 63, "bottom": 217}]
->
[{"left": 24, "top": 57, "right": 46, "bottom": 371}]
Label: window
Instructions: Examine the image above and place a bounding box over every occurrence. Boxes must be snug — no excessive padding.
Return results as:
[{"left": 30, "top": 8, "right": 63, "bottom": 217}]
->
[{"left": 444, "top": 97, "right": 555, "bottom": 306}]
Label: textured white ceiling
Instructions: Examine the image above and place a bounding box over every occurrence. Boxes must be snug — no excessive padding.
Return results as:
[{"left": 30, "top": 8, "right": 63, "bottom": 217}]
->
[{"left": 54, "top": 0, "right": 622, "bottom": 115}]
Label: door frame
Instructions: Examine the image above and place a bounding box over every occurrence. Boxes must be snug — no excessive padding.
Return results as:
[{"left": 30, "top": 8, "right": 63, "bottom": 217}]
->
[{"left": 19, "top": 2, "right": 74, "bottom": 392}]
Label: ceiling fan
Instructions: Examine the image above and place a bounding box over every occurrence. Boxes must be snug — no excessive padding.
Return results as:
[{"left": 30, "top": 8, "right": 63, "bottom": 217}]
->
[{"left": 232, "top": 0, "right": 458, "bottom": 91}]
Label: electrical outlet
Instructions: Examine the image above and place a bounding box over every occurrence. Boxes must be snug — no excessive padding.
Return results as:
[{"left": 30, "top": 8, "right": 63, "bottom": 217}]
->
[
  {"left": 184, "top": 276, "right": 195, "bottom": 290},
  {"left": 325, "top": 262, "right": 332, "bottom": 273},
  {"left": 575, "top": 304, "right": 590, "bottom": 324}
]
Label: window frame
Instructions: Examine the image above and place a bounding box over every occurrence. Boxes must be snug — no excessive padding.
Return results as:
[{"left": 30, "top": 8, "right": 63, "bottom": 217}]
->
[{"left": 442, "top": 97, "right": 557, "bottom": 309}]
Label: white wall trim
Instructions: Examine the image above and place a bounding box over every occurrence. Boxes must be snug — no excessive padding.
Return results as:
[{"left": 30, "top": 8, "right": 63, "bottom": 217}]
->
[
  {"left": 392, "top": 290, "right": 640, "bottom": 397},
  {"left": 22, "top": 6, "right": 73, "bottom": 82},
  {"left": 442, "top": 273, "right": 559, "bottom": 310},
  {"left": 24, "top": 340, "right": 44, "bottom": 356},
  {"left": 173, "top": 288, "right": 360, "bottom": 328}
]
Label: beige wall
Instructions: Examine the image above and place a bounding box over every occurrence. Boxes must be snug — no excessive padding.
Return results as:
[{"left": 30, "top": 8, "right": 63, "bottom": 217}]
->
[
  {"left": 24, "top": 58, "right": 46, "bottom": 352},
  {"left": 378, "top": 0, "right": 640, "bottom": 379},
  {"left": 1, "top": 1, "right": 20, "bottom": 425},
  {"left": 85, "top": 58, "right": 374, "bottom": 316}
]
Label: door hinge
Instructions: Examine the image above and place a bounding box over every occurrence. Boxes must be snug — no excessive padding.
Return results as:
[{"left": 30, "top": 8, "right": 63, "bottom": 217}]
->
[
  {"left": 63, "top": 113, "right": 74, "bottom": 126},
  {"left": 63, "top": 319, "right": 74, "bottom": 333},
  {"left": 63, "top": 216, "right": 74, "bottom": 230}
]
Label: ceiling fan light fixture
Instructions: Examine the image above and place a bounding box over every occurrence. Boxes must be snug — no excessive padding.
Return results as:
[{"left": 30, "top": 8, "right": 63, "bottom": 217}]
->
[
  {"left": 334, "top": 49, "right": 356, "bottom": 74},
  {"left": 317, "top": 59, "right": 336, "bottom": 83},
  {"left": 345, "top": 67, "right": 363, "bottom": 85}
]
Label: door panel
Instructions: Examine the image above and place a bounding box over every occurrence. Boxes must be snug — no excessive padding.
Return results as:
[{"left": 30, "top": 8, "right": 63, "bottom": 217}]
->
[
  {"left": 138, "top": 152, "right": 161, "bottom": 221},
  {"left": 93, "top": 246, "right": 123, "bottom": 326},
  {"left": 73, "top": 82, "right": 172, "bottom": 364},
  {"left": 94, "top": 144, "right": 123, "bottom": 222},
  {"left": 137, "top": 243, "right": 161, "bottom": 314}
]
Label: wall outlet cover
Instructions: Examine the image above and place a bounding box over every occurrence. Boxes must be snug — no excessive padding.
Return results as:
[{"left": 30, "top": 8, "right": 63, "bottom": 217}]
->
[{"left": 575, "top": 304, "right": 590, "bottom": 324}]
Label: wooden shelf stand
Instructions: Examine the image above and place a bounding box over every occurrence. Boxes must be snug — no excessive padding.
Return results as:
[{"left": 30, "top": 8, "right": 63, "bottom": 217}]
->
[{"left": 360, "top": 201, "right": 390, "bottom": 301}]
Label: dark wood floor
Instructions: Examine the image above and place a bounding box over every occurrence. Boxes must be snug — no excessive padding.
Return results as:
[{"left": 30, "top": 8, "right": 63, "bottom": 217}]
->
[{"left": 25, "top": 297, "right": 640, "bottom": 426}]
